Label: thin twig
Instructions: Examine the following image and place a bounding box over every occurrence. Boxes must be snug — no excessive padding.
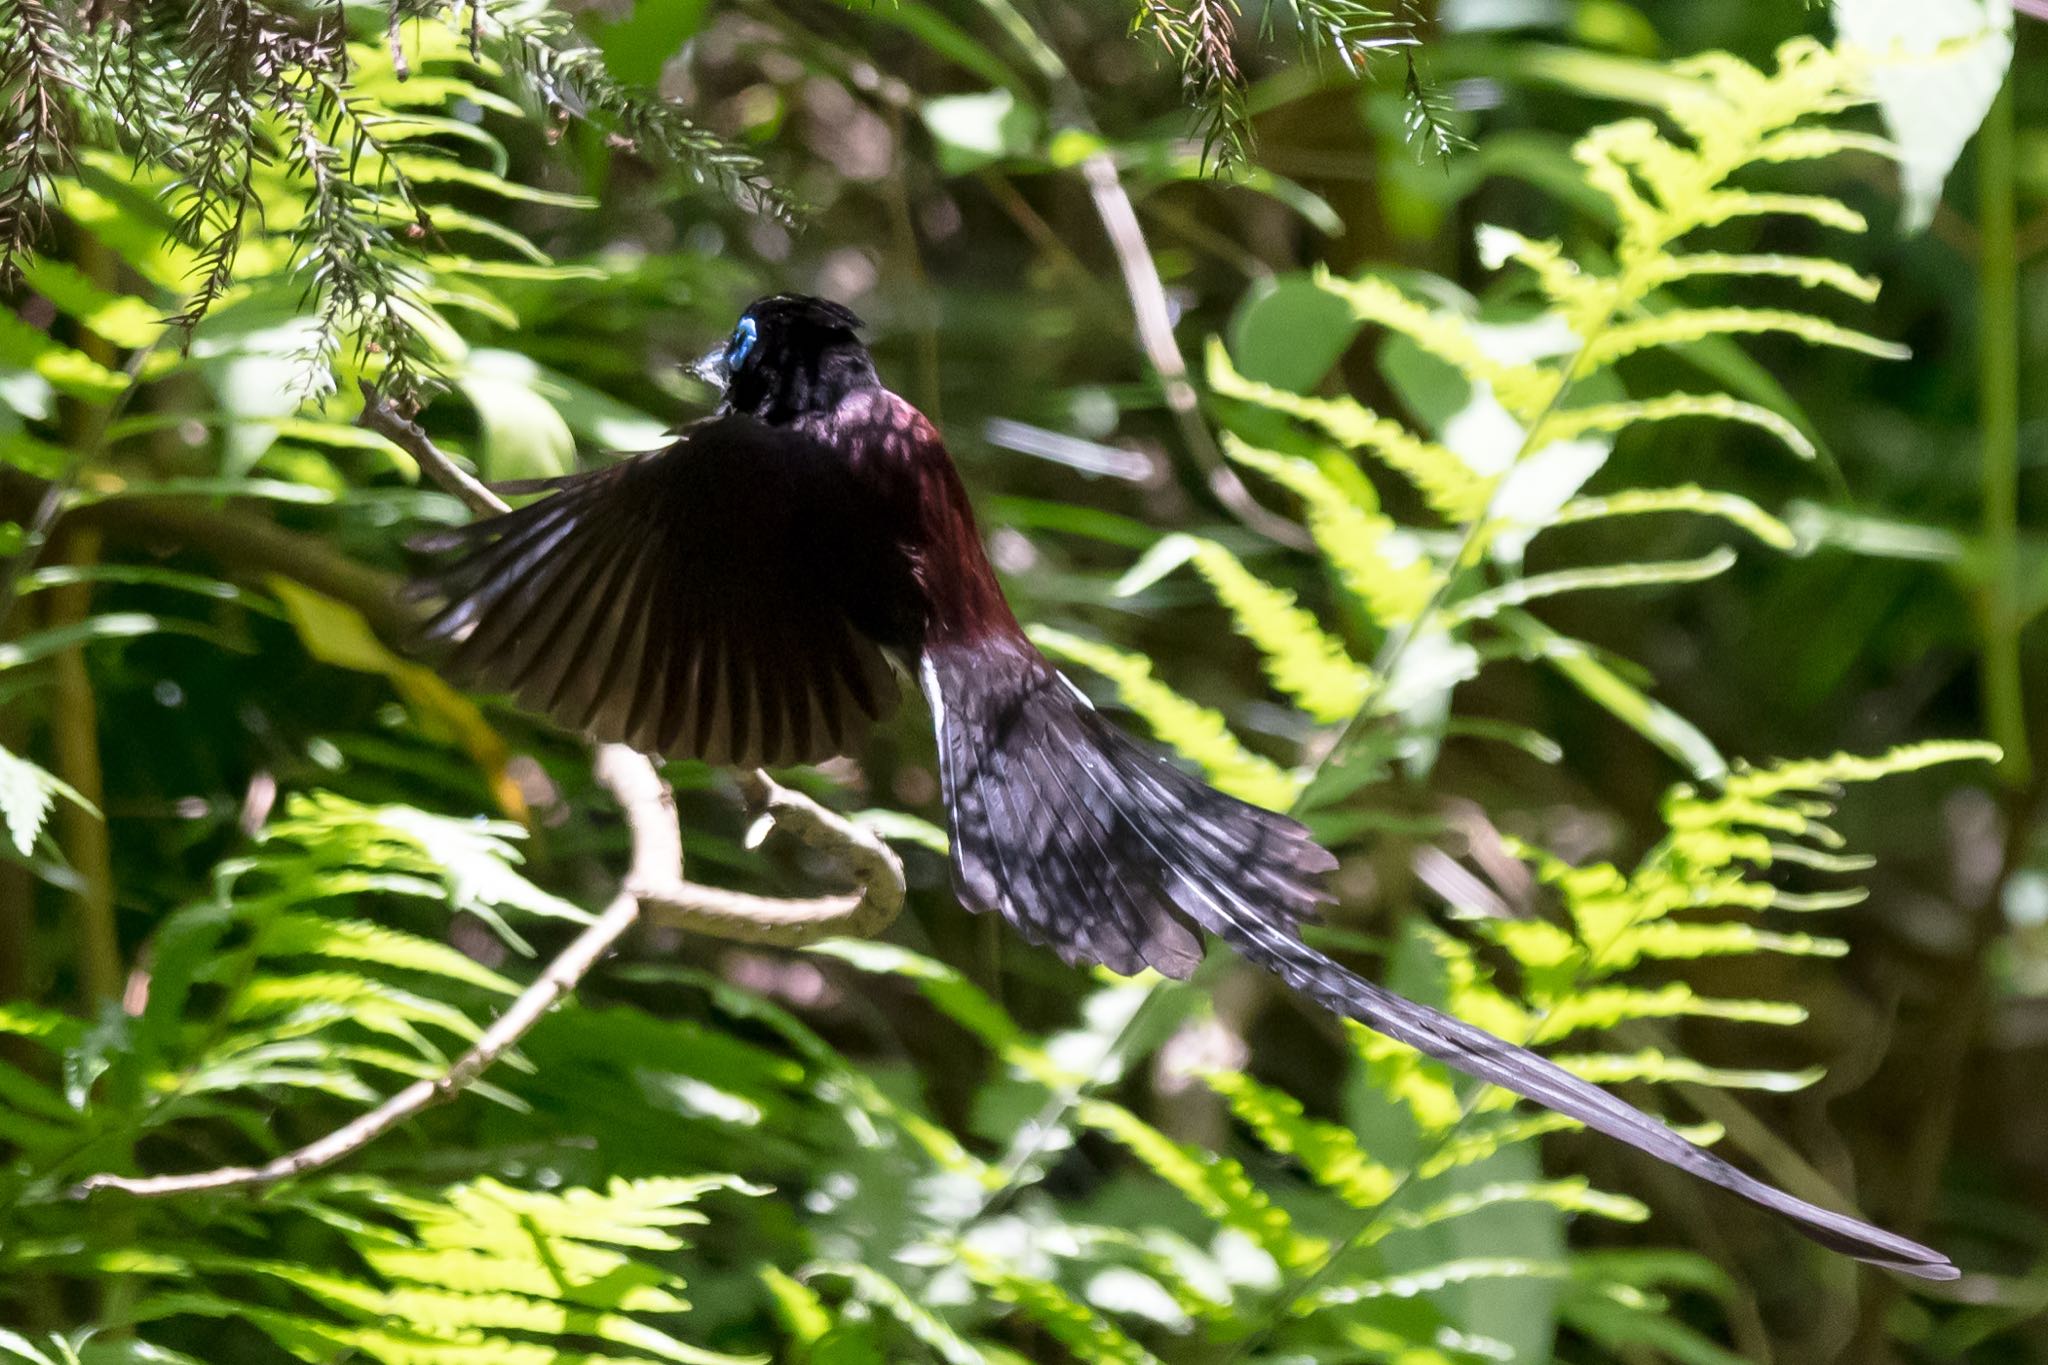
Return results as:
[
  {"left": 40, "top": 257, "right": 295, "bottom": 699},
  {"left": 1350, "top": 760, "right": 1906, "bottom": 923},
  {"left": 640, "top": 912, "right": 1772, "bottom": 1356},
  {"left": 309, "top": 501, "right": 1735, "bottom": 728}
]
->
[
  {"left": 384, "top": 0, "right": 408, "bottom": 80},
  {"left": 74, "top": 889, "right": 640, "bottom": 1198},
  {"left": 1079, "top": 156, "right": 1309, "bottom": 551},
  {"left": 71, "top": 389, "right": 907, "bottom": 1200},
  {"left": 611, "top": 751, "right": 904, "bottom": 946},
  {"left": 357, "top": 379, "right": 504, "bottom": 514}
]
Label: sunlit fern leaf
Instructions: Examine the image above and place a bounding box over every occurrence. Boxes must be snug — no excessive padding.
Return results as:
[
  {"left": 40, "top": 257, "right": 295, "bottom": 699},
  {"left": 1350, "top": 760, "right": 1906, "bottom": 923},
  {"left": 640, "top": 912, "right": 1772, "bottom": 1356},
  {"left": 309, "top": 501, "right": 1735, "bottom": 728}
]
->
[
  {"left": 1600, "top": 919, "right": 1849, "bottom": 968},
  {"left": 1118, "top": 533, "right": 1370, "bottom": 723},
  {"left": 1416, "top": 1113, "right": 1586, "bottom": 1179},
  {"left": 1311, "top": 268, "right": 1562, "bottom": 418},
  {"left": 1440, "top": 549, "right": 1739, "bottom": 629},
  {"left": 265, "top": 791, "right": 589, "bottom": 928},
  {"left": 1062, "top": 1223, "right": 1236, "bottom": 1324},
  {"left": 1303, "top": 1255, "right": 1575, "bottom": 1311},
  {"left": 1348, "top": 1021, "right": 1466, "bottom": 1134},
  {"left": 226, "top": 971, "right": 487, "bottom": 1049},
  {"left": 1524, "top": 983, "right": 1807, "bottom": 1044},
  {"left": 1363, "top": 1175, "right": 1646, "bottom": 1251},
  {"left": 1542, "top": 397, "right": 1818, "bottom": 463},
  {"left": 1584, "top": 307, "right": 1908, "bottom": 370},
  {"left": 960, "top": 1247, "right": 1164, "bottom": 1365},
  {"left": 1198, "top": 1068, "right": 1400, "bottom": 1207},
  {"left": 1546, "top": 484, "right": 1797, "bottom": 547},
  {"left": 1028, "top": 624, "right": 1302, "bottom": 810},
  {"left": 1552, "top": 1048, "right": 1825, "bottom": 1094},
  {"left": 1207, "top": 337, "right": 1493, "bottom": 521},
  {"left": 137, "top": 1176, "right": 766, "bottom": 1365},
  {"left": 1222, "top": 437, "right": 1442, "bottom": 624},
  {"left": 0, "top": 742, "right": 88, "bottom": 856},
  {"left": 808, "top": 1261, "right": 989, "bottom": 1365},
  {"left": 249, "top": 912, "right": 519, "bottom": 995},
  {"left": 1079, "top": 1099, "right": 1327, "bottom": 1272}
]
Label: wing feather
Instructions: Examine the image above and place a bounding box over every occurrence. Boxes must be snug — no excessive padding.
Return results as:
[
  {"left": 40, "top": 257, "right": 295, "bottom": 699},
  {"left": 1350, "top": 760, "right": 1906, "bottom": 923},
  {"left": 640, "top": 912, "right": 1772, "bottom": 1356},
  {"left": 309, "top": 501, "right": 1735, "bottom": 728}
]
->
[{"left": 409, "top": 417, "right": 907, "bottom": 765}]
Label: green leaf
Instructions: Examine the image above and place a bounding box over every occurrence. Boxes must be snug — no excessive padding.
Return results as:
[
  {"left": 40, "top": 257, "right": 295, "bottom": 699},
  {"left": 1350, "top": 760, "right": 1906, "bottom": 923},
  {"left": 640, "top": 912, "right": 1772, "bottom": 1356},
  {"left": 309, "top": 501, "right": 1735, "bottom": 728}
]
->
[
  {"left": 1502, "top": 613, "right": 1727, "bottom": 781},
  {"left": 0, "top": 743, "right": 91, "bottom": 856},
  {"left": 1226, "top": 272, "right": 1360, "bottom": 391},
  {"left": 1123, "top": 536, "right": 1370, "bottom": 724},
  {"left": 922, "top": 90, "right": 1043, "bottom": 175},
  {"left": 593, "top": 0, "right": 713, "bottom": 85},
  {"left": 809, "top": 1262, "right": 987, "bottom": 1365},
  {"left": 455, "top": 349, "right": 577, "bottom": 482},
  {"left": 1199, "top": 1068, "right": 1399, "bottom": 1207}
]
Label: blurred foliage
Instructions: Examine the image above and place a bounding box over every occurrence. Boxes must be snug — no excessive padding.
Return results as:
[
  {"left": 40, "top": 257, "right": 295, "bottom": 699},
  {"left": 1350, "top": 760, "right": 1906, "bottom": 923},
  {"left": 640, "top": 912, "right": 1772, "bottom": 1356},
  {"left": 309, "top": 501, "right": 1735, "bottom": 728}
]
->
[{"left": 1, "top": 1, "right": 2043, "bottom": 1364}]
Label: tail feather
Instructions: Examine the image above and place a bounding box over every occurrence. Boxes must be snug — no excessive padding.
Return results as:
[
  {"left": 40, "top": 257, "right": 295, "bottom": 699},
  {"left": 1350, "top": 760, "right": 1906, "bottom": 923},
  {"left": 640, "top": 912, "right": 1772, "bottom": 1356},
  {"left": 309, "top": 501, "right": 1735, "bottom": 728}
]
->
[{"left": 922, "top": 636, "right": 1958, "bottom": 1282}]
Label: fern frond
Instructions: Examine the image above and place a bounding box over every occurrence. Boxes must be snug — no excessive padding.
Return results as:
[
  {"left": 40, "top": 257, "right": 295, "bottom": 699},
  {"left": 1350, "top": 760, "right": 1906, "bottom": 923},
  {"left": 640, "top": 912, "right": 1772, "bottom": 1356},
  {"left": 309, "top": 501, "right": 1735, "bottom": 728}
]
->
[
  {"left": 1548, "top": 485, "right": 1796, "bottom": 555},
  {"left": 1526, "top": 983, "right": 1807, "bottom": 1043},
  {"left": 1122, "top": 534, "right": 1370, "bottom": 722},
  {"left": 1543, "top": 398, "right": 1816, "bottom": 462},
  {"left": 1748, "top": 126, "right": 1896, "bottom": 166},
  {"left": 1312, "top": 267, "right": 1560, "bottom": 418},
  {"left": 1442, "top": 549, "right": 1737, "bottom": 628},
  {"left": 0, "top": 742, "right": 88, "bottom": 856},
  {"left": 251, "top": 912, "right": 519, "bottom": 995},
  {"left": 961, "top": 1247, "right": 1163, "bottom": 1365},
  {"left": 1306, "top": 1256, "right": 1573, "bottom": 1307},
  {"left": 1207, "top": 338, "right": 1493, "bottom": 520},
  {"left": 1387, "top": 1178, "right": 1648, "bottom": 1239},
  {"left": 808, "top": 1262, "right": 986, "bottom": 1365},
  {"left": 1198, "top": 1068, "right": 1399, "bottom": 1206},
  {"left": 1601, "top": 919, "right": 1850, "bottom": 968},
  {"left": 1079, "top": 1099, "right": 1327, "bottom": 1271},
  {"left": 1417, "top": 1113, "right": 1586, "bottom": 1178},
  {"left": 1692, "top": 189, "right": 1868, "bottom": 233},
  {"left": 1222, "top": 437, "right": 1441, "bottom": 622},
  {"left": 1586, "top": 307, "right": 1909, "bottom": 369},
  {"left": 1030, "top": 625, "right": 1301, "bottom": 810},
  {"left": 1555, "top": 1048, "right": 1824, "bottom": 1093},
  {"left": 1641, "top": 251, "right": 1881, "bottom": 302}
]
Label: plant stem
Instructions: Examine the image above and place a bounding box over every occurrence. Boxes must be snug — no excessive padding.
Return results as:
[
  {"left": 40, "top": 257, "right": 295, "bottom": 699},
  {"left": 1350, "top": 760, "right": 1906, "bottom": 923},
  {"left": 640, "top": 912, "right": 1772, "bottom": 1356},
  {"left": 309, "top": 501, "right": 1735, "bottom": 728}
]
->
[
  {"left": 1977, "top": 72, "right": 2029, "bottom": 789},
  {"left": 49, "top": 526, "right": 119, "bottom": 1008}
]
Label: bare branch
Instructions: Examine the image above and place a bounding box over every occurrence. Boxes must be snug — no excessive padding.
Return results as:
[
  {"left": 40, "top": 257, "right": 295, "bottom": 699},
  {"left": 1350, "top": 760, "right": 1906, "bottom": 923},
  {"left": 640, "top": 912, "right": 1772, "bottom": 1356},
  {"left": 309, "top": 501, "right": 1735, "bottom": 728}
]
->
[
  {"left": 624, "top": 754, "right": 904, "bottom": 946},
  {"left": 1079, "top": 151, "right": 1310, "bottom": 550},
  {"left": 357, "top": 379, "right": 505, "bottom": 515}
]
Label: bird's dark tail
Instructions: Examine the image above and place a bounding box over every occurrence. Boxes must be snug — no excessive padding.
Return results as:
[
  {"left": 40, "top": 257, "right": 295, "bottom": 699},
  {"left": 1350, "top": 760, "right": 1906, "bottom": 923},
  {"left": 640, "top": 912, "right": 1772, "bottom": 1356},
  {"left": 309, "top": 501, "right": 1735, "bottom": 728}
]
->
[{"left": 921, "top": 636, "right": 1958, "bottom": 1282}]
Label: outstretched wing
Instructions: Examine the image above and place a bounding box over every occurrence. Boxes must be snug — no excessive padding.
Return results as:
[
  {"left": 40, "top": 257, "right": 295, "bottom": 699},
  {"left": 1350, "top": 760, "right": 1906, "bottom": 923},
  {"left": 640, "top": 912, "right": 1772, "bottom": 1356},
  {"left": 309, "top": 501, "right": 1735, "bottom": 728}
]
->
[{"left": 408, "top": 416, "right": 906, "bottom": 767}]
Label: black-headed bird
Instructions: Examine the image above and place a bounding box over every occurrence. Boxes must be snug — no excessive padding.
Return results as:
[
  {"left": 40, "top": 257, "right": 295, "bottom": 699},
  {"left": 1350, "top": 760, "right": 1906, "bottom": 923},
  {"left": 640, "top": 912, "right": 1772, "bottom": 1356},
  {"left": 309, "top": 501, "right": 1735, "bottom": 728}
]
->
[{"left": 409, "top": 294, "right": 1955, "bottom": 1280}]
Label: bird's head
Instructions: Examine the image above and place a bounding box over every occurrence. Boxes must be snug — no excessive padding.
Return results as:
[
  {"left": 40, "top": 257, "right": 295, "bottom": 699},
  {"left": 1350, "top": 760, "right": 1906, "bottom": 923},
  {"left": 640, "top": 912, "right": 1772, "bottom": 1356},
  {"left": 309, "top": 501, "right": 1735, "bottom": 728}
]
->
[{"left": 693, "top": 294, "right": 877, "bottom": 423}]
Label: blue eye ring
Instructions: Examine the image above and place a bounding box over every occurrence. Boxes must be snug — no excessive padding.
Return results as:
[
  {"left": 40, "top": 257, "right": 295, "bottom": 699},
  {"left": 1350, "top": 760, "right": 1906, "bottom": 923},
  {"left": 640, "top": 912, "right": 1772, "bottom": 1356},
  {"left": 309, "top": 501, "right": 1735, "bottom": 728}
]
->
[{"left": 728, "top": 316, "right": 758, "bottom": 369}]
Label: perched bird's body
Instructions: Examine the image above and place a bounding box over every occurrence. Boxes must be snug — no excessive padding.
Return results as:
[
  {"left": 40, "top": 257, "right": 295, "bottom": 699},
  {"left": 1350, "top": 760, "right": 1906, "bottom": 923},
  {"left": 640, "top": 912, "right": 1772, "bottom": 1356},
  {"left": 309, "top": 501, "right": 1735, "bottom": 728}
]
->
[{"left": 410, "top": 294, "right": 1955, "bottom": 1281}]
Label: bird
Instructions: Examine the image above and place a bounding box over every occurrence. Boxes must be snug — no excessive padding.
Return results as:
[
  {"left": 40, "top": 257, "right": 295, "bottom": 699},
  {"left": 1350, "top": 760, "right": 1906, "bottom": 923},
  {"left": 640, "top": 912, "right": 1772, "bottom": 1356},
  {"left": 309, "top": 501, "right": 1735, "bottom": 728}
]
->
[{"left": 407, "top": 293, "right": 1956, "bottom": 1281}]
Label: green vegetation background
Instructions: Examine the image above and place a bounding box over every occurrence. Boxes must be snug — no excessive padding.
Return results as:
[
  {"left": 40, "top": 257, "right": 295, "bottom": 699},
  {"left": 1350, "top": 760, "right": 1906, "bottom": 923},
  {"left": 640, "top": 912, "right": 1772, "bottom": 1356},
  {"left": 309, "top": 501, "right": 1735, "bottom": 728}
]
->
[{"left": 0, "top": 2, "right": 2041, "bottom": 1363}]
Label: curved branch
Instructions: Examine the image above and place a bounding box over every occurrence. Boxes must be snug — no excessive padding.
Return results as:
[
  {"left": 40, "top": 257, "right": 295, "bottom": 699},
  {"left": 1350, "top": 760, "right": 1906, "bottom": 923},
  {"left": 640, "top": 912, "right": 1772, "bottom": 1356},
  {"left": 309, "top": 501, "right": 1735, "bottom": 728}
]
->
[
  {"left": 72, "top": 387, "right": 907, "bottom": 1200},
  {"left": 73, "top": 746, "right": 904, "bottom": 1200}
]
